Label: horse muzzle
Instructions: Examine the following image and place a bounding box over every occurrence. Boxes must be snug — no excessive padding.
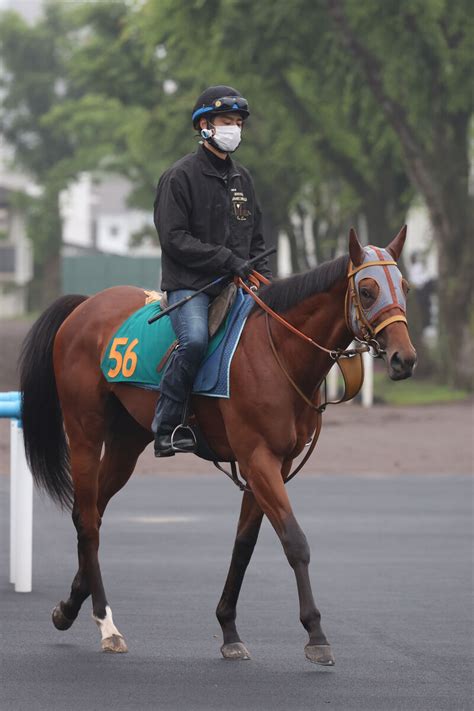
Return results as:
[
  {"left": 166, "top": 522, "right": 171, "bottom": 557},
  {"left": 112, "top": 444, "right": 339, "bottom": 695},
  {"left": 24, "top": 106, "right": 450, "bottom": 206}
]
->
[{"left": 386, "top": 348, "right": 417, "bottom": 380}]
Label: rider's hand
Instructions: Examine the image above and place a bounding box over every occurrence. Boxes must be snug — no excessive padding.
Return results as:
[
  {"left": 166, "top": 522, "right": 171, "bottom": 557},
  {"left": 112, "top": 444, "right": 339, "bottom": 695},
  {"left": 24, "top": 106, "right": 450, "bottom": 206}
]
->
[{"left": 230, "top": 258, "right": 252, "bottom": 281}]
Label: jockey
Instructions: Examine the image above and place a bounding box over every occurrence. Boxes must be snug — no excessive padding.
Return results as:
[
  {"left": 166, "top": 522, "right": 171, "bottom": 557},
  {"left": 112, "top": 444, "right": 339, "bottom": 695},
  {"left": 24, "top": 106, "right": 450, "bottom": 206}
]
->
[{"left": 152, "top": 85, "right": 272, "bottom": 457}]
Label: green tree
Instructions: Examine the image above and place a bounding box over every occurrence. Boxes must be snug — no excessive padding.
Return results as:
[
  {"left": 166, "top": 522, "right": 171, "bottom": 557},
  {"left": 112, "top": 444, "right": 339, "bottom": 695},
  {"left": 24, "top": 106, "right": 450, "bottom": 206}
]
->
[
  {"left": 0, "top": 5, "right": 73, "bottom": 305},
  {"left": 326, "top": 0, "right": 473, "bottom": 387},
  {"left": 138, "top": 0, "right": 413, "bottom": 260}
]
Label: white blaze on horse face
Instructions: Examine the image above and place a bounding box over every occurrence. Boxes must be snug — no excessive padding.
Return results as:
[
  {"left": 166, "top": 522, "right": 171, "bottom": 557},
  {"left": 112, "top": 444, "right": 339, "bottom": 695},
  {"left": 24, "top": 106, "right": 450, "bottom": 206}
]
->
[{"left": 93, "top": 605, "right": 122, "bottom": 640}]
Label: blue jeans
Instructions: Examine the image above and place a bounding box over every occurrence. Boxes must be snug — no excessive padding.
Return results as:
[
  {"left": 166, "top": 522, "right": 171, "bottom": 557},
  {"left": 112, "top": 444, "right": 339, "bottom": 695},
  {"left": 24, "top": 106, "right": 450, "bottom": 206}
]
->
[{"left": 152, "top": 290, "right": 210, "bottom": 434}]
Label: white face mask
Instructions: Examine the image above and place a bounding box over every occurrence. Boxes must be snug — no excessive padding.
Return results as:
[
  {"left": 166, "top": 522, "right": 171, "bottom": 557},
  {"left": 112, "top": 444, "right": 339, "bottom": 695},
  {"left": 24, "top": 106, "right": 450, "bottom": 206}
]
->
[{"left": 211, "top": 124, "right": 242, "bottom": 153}]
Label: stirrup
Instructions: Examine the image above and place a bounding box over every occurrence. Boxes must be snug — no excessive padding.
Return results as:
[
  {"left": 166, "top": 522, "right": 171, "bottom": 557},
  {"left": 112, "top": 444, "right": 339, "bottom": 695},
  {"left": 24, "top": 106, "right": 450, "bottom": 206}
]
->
[{"left": 170, "top": 424, "right": 197, "bottom": 452}]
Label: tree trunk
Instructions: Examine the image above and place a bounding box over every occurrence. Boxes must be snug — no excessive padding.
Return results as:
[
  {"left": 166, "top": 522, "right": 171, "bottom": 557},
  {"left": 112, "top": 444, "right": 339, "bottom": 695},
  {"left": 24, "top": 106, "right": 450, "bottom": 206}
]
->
[
  {"left": 427, "top": 113, "right": 473, "bottom": 388},
  {"left": 261, "top": 204, "right": 280, "bottom": 277},
  {"left": 326, "top": 1, "right": 473, "bottom": 388},
  {"left": 29, "top": 184, "right": 62, "bottom": 310},
  {"left": 434, "top": 196, "right": 473, "bottom": 388}
]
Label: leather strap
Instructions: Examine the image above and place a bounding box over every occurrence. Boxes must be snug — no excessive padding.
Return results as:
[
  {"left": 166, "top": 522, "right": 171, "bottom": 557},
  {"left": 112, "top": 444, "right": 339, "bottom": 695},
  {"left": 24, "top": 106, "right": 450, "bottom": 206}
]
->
[
  {"left": 330, "top": 352, "right": 365, "bottom": 403},
  {"left": 241, "top": 275, "right": 364, "bottom": 357},
  {"left": 265, "top": 313, "right": 365, "bottom": 408},
  {"left": 373, "top": 314, "right": 407, "bottom": 335},
  {"left": 265, "top": 314, "right": 326, "bottom": 412},
  {"left": 156, "top": 340, "right": 178, "bottom": 372},
  {"left": 284, "top": 413, "right": 323, "bottom": 484},
  {"left": 348, "top": 259, "right": 397, "bottom": 277}
]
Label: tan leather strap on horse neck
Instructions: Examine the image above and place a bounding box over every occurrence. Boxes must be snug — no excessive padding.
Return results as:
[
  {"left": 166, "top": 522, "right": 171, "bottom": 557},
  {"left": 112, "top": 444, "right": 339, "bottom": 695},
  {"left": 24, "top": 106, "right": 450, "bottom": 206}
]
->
[
  {"left": 265, "top": 314, "right": 325, "bottom": 412},
  {"left": 265, "top": 313, "right": 364, "bottom": 485},
  {"left": 265, "top": 314, "right": 365, "bottom": 409},
  {"left": 244, "top": 270, "right": 366, "bottom": 487}
]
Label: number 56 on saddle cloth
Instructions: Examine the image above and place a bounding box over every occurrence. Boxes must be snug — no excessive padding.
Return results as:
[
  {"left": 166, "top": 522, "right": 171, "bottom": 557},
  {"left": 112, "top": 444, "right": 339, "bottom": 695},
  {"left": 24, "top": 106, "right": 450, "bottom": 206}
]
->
[{"left": 100, "top": 288, "right": 254, "bottom": 398}]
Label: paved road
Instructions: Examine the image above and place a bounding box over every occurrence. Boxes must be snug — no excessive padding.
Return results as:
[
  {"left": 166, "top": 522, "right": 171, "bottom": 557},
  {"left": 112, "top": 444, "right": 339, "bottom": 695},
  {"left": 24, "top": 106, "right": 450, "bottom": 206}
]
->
[{"left": 1, "top": 473, "right": 472, "bottom": 711}]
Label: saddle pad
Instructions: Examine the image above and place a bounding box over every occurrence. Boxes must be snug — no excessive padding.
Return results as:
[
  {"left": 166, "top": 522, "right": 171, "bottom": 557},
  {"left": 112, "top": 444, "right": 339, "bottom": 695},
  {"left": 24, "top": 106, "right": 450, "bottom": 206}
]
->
[{"left": 101, "top": 289, "right": 253, "bottom": 398}]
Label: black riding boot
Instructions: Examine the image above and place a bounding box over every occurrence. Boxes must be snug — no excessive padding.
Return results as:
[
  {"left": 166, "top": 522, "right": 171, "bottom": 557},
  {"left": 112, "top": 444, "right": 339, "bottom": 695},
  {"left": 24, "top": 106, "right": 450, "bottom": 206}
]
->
[{"left": 153, "top": 394, "right": 196, "bottom": 457}]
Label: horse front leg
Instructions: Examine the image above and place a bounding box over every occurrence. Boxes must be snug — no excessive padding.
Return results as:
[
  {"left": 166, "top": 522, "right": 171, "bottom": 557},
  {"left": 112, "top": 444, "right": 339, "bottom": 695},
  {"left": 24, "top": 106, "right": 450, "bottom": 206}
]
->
[
  {"left": 243, "top": 446, "right": 335, "bottom": 666},
  {"left": 216, "top": 490, "right": 264, "bottom": 660}
]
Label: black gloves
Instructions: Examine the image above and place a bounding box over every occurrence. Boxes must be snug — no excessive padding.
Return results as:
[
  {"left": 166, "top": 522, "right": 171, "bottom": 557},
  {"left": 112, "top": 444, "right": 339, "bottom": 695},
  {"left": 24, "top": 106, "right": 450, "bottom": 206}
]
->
[{"left": 230, "top": 257, "right": 252, "bottom": 280}]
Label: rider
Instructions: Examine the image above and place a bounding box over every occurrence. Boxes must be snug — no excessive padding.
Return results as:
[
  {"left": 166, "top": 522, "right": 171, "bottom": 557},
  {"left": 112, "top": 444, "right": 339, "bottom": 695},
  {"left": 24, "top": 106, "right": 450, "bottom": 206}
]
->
[{"left": 152, "top": 85, "right": 272, "bottom": 457}]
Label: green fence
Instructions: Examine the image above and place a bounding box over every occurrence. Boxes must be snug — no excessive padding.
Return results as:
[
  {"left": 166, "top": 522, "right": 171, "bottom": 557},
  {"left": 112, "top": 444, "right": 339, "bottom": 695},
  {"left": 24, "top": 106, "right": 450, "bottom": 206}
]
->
[{"left": 62, "top": 253, "right": 161, "bottom": 296}]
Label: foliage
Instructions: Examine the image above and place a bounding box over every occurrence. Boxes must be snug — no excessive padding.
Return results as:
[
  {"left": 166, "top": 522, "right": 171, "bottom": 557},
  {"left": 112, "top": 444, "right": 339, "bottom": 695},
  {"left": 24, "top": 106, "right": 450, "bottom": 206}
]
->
[
  {"left": 326, "top": 0, "right": 474, "bottom": 387},
  {"left": 0, "top": 4, "right": 74, "bottom": 304},
  {"left": 0, "top": 0, "right": 471, "bottom": 386}
]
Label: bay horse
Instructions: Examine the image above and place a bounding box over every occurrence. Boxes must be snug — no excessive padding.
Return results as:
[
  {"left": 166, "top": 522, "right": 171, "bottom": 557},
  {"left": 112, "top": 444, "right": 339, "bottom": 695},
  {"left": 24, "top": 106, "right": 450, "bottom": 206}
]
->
[{"left": 19, "top": 227, "right": 416, "bottom": 665}]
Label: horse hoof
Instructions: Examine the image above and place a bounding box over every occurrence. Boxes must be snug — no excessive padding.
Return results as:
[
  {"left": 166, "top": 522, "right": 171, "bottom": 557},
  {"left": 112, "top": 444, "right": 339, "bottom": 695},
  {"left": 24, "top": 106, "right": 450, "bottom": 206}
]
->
[
  {"left": 305, "top": 644, "right": 335, "bottom": 666},
  {"left": 221, "top": 642, "right": 251, "bottom": 660},
  {"left": 101, "top": 634, "right": 128, "bottom": 653},
  {"left": 52, "top": 602, "right": 75, "bottom": 631}
]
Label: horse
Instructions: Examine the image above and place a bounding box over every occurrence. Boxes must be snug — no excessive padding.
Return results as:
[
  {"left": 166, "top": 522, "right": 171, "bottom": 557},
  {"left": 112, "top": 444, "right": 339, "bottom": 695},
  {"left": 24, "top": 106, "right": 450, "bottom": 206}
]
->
[{"left": 19, "top": 227, "right": 416, "bottom": 666}]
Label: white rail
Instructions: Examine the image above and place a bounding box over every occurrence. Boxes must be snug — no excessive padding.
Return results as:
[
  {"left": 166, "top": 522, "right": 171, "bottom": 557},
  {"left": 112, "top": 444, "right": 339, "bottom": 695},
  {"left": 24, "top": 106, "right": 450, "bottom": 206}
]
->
[{"left": 1, "top": 392, "right": 33, "bottom": 593}]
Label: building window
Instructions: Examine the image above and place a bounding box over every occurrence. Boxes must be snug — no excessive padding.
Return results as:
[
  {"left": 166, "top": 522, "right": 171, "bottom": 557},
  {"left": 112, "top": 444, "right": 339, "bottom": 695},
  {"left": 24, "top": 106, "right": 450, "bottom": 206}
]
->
[{"left": 109, "top": 225, "right": 119, "bottom": 237}]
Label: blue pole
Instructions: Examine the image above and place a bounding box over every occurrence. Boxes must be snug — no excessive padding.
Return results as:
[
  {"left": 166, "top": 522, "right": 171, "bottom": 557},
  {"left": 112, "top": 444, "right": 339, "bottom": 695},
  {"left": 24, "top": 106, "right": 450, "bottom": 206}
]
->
[
  {"left": 0, "top": 392, "right": 21, "bottom": 420},
  {"left": 0, "top": 391, "right": 21, "bottom": 402}
]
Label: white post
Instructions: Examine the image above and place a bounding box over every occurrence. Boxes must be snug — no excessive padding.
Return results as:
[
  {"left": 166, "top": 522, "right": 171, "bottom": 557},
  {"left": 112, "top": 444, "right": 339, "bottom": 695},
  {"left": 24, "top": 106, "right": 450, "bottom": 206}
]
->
[
  {"left": 362, "top": 350, "right": 374, "bottom": 408},
  {"left": 9, "top": 419, "right": 18, "bottom": 584},
  {"left": 326, "top": 363, "right": 339, "bottom": 401},
  {"left": 14, "top": 423, "right": 33, "bottom": 593}
]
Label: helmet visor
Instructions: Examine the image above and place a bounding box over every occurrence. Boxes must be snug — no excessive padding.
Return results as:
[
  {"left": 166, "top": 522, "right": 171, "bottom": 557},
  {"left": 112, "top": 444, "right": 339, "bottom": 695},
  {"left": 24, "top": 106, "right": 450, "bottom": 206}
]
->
[{"left": 192, "top": 96, "right": 249, "bottom": 123}]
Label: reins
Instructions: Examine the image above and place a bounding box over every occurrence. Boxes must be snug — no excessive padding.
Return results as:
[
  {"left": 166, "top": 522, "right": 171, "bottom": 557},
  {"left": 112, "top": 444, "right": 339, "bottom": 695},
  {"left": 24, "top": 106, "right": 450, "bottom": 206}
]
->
[
  {"left": 239, "top": 272, "right": 368, "bottom": 360},
  {"left": 218, "top": 258, "right": 406, "bottom": 491}
]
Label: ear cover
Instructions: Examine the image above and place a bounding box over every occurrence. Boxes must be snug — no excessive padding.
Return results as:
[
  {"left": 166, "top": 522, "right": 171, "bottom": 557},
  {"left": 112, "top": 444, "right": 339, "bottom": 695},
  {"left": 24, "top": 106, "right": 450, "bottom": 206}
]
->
[
  {"left": 386, "top": 225, "right": 407, "bottom": 261},
  {"left": 349, "top": 227, "right": 364, "bottom": 267}
]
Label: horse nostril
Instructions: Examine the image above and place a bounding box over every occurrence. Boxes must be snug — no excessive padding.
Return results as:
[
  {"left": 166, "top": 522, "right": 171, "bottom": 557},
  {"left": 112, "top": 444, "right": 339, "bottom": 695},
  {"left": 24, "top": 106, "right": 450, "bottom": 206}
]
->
[
  {"left": 390, "top": 352, "right": 402, "bottom": 370},
  {"left": 390, "top": 351, "right": 416, "bottom": 372}
]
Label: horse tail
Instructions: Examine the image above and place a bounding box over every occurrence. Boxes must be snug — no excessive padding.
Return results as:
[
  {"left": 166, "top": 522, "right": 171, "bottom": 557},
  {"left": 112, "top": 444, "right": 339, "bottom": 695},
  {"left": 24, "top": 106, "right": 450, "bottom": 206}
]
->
[{"left": 19, "top": 294, "right": 88, "bottom": 510}]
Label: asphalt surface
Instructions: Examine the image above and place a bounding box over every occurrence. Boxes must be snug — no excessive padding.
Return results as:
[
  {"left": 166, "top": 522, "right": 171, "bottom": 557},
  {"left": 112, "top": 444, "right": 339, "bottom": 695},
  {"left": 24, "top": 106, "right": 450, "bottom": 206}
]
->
[{"left": 1, "top": 472, "right": 472, "bottom": 711}]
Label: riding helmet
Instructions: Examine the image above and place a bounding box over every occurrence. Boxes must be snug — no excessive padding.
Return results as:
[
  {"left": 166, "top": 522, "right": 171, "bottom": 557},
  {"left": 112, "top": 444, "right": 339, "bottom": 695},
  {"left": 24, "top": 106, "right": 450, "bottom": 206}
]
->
[{"left": 191, "top": 85, "right": 250, "bottom": 128}]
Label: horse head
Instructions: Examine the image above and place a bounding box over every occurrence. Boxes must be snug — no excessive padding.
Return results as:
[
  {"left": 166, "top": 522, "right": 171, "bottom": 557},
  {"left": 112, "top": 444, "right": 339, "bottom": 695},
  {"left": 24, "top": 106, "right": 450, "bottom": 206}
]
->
[{"left": 348, "top": 226, "right": 417, "bottom": 380}]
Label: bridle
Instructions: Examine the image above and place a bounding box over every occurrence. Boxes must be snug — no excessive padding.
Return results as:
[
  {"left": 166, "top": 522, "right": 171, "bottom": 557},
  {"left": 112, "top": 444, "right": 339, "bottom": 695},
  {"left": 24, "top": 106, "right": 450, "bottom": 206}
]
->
[
  {"left": 223, "top": 249, "right": 408, "bottom": 492},
  {"left": 345, "top": 246, "right": 407, "bottom": 355},
  {"left": 240, "top": 246, "right": 407, "bottom": 364}
]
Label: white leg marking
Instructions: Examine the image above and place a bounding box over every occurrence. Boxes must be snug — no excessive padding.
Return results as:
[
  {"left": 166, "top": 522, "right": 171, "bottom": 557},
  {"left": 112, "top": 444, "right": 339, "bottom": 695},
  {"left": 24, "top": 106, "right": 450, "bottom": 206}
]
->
[{"left": 93, "top": 605, "right": 122, "bottom": 640}]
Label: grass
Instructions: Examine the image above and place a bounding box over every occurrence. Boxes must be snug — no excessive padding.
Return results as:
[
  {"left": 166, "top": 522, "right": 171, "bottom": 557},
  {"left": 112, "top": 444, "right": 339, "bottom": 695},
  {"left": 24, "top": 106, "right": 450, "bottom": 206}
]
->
[{"left": 373, "top": 371, "right": 470, "bottom": 406}]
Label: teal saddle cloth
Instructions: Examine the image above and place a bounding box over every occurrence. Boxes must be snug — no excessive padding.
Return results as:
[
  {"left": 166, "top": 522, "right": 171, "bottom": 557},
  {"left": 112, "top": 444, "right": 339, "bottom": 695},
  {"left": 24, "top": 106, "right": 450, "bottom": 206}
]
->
[{"left": 101, "top": 289, "right": 253, "bottom": 397}]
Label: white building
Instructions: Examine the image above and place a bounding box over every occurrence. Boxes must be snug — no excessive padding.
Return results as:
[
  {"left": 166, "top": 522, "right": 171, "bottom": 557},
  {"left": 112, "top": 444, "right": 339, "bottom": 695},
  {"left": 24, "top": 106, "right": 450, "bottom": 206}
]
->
[{"left": 60, "top": 173, "right": 158, "bottom": 258}]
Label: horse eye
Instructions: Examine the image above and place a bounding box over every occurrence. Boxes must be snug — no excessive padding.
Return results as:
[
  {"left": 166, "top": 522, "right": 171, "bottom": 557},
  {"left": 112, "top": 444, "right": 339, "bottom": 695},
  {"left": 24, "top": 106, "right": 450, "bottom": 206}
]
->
[{"left": 361, "top": 288, "right": 372, "bottom": 299}]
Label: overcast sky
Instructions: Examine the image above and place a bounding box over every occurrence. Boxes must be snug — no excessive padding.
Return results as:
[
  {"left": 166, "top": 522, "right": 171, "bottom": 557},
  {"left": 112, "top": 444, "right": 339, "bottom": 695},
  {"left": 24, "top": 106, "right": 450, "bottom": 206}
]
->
[{"left": 0, "top": 0, "right": 43, "bottom": 22}]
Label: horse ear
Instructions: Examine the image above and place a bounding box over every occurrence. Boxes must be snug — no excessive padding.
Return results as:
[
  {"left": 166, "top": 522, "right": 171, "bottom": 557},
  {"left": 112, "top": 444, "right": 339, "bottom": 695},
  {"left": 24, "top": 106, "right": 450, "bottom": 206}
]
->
[
  {"left": 386, "top": 225, "right": 407, "bottom": 261},
  {"left": 349, "top": 227, "right": 364, "bottom": 266}
]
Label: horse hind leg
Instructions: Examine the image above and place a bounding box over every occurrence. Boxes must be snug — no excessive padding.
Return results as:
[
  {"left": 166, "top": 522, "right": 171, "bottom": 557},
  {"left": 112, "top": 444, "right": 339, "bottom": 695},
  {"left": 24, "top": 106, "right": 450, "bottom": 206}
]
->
[
  {"left": 93, "top": 417, "right": 151, "bottom": 653},
  {"left": 52, "top": 397, "right": 151, "bottom": 653},
  {"left": 216, "top": 490, "right": 263, "bottom": 660}
]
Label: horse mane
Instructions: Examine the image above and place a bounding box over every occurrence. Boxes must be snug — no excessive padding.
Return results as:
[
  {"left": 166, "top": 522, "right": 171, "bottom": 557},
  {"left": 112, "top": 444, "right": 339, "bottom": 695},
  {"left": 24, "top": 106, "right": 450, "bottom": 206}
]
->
[{"left": 253, "top": 254, "right": 349, "bottom": 314}]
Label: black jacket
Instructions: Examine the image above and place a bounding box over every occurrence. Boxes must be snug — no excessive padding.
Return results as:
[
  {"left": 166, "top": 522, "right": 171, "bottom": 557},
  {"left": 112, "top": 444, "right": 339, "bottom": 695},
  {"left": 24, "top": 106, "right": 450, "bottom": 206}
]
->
[{"left": 154, "top": 144, "right": 272, "bottom": 294}]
